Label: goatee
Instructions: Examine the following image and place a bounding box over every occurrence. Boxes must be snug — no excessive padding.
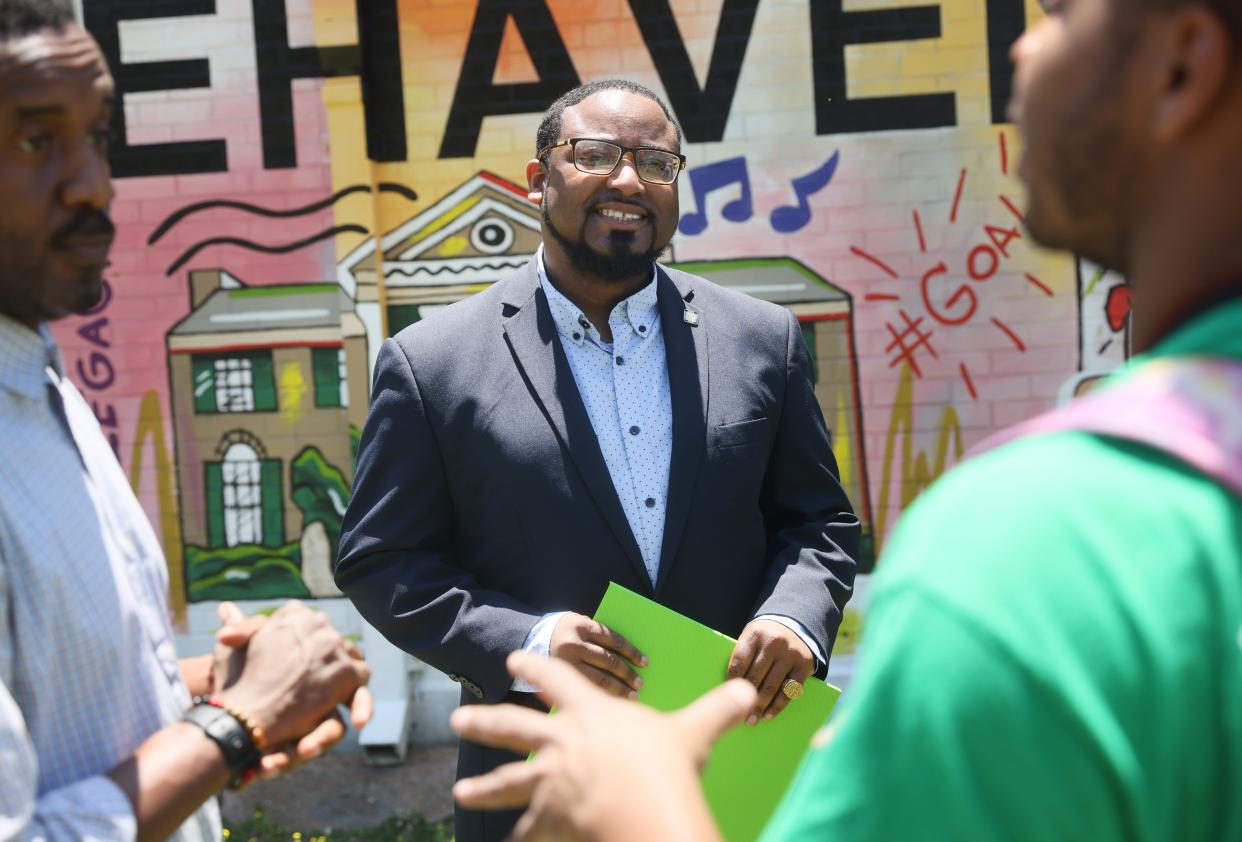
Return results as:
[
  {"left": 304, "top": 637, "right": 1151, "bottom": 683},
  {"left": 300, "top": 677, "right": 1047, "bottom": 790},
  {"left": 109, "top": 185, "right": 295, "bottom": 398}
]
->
[{"left": 543, "top": 202, "right": 668, "bottom": 283}]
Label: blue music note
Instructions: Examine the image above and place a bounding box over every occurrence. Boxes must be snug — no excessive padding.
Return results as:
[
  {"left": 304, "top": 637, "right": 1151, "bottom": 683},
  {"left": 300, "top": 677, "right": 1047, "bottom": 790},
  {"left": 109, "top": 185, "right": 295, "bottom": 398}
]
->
[
  {"left": 770, "top": 151, "right": 840, "bottom": 234},
  {"left": 678, "top": 157, "right": 753, "bottom": 236}
]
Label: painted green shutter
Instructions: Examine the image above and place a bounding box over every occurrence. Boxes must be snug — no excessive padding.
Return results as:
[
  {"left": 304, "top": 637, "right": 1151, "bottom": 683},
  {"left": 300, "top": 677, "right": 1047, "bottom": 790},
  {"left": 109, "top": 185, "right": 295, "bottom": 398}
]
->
[
  {"left": 250, "top": 352, "right": 277, "bottom": 412},
  {"left": 260, "top": 459, "right": 284, "bottom": 548},
  {"left": 312, "top": 348, "right": 341, "bottom": 407},
  {"left": 192, "top": 357, "right": 217, "bottom": 413},
  {"left": 800, "top": 322, "right": 819, "bottom": 381},
  {"left": 204, "top": 462, "right": 225, "bottom": 547}
]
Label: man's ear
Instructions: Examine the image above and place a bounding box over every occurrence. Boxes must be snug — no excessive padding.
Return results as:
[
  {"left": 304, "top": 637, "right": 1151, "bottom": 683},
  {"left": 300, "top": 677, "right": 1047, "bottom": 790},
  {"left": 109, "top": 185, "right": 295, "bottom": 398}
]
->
[
  {"left": 1153, "top": 6, "right": 1233, "bottom": 142},
  {"left": 526, "top": 158, "right": 546, "bottom": 205}
]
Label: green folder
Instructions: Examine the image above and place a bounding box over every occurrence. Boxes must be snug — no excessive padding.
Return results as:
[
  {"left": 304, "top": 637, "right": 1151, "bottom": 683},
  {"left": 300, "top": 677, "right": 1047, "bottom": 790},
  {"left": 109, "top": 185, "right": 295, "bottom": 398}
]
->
[{"left": 593, "top": 583, "right": 840, "bottom": 842}]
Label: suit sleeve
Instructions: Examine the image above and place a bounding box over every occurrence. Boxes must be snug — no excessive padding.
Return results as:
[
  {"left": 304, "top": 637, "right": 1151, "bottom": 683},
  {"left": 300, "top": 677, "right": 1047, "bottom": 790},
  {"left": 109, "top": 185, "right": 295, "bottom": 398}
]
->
[
  {"left": 750, "top": 310, "right": 860, "bottom": 673},
  {"left": 335, "top": 338, "right": 542, "bottom": 702}
]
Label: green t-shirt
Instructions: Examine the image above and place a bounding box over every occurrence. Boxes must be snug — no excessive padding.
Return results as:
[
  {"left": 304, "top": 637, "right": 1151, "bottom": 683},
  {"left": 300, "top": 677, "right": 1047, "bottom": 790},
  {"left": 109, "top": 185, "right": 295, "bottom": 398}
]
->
[{"left": 761, "top": 298, "right": 1242, "bottom": 841}]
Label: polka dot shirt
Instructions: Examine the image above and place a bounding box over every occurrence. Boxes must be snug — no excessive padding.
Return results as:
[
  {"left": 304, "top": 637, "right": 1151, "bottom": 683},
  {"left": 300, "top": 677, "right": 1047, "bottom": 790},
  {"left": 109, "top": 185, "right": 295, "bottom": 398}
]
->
[{"left": 538, "top": 250, "right": 672, "bottom": 586}]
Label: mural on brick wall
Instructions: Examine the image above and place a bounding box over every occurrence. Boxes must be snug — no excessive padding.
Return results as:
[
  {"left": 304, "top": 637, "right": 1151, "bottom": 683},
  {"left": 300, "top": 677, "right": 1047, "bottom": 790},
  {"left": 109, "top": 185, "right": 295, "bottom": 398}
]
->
[{"left": 61, "top": 0, "right": 1127, "bottom": 655}]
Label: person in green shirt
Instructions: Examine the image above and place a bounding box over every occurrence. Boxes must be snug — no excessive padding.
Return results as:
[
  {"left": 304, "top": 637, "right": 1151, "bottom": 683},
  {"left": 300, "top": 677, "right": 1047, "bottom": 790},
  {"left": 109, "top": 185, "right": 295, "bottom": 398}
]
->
[{"left": 446, "top": 0, "right": 1242, "bottom": 839}]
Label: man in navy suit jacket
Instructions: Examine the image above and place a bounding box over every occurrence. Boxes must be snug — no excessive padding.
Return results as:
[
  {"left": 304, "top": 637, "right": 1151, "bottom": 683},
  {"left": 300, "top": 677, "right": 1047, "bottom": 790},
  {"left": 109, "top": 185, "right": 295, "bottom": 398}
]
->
[{"left": 336, "top": 78, "right": 858, "bottom": 842}]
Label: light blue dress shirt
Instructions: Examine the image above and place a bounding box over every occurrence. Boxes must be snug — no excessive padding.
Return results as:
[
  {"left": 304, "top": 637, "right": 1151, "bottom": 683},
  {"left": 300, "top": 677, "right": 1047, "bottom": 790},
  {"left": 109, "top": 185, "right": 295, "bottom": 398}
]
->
[
  {"left": 517, "top": 249, "right": 823, "bottom": 687},
  {"left": 0, "top": 315, "right": 219, "bottom": 841}
]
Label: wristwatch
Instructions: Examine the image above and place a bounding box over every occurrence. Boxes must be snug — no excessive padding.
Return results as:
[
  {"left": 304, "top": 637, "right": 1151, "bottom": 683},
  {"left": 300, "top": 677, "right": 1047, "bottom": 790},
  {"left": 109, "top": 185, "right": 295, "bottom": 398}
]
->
[{"left": 182, "top": 702, "right": 262, "bottom": 789}]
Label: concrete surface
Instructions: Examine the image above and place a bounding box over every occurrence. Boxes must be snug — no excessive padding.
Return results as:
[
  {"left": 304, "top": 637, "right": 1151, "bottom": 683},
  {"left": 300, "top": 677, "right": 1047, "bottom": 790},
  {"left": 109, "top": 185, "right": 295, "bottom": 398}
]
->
[{"left": 220, "top": 743, "right": 458, "bottom": 830}]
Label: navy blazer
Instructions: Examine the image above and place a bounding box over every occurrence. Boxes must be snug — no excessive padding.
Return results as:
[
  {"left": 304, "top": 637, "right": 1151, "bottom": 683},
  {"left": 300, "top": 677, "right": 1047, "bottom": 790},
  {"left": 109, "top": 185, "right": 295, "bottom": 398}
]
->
[{"left": 336, "top": 261, "right": 859, "bottom": 704}]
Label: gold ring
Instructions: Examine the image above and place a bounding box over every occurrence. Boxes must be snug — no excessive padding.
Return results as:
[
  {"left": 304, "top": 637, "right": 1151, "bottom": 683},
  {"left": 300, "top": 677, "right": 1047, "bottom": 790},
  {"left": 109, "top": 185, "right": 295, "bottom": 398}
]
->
[{"left": 781, "top": 678, "right": 804, "bottom": 700}]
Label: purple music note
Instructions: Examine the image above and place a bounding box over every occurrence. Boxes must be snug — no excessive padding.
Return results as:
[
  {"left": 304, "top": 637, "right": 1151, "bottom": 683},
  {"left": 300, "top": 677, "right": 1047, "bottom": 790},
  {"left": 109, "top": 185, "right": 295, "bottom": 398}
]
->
[
  {"left": 678, "top": 157, "right": 753, "bottom": 236},
  {"left": 770, "top": 151, "right": 840, "bottom": 234}
]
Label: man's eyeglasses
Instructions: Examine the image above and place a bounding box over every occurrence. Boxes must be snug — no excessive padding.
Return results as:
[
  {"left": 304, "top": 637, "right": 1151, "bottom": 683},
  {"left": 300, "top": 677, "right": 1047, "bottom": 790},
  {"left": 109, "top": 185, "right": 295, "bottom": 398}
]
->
[{"left": 538, "top": 137, "right": 687, "bottom": 185}]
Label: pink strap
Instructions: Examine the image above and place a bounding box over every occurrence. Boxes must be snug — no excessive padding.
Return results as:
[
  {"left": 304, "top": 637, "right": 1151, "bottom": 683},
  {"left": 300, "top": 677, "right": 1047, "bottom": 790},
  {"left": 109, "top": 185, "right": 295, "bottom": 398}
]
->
[{"left": 971, "top": 358, "right": 1242, "bottom": 499}]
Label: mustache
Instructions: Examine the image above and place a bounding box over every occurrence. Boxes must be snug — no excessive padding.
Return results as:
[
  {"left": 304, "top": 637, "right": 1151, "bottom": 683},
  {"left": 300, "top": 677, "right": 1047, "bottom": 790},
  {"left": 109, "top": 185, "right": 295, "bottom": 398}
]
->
[{"left": 51, "top": 210, "right": 115, "bottom": 246}]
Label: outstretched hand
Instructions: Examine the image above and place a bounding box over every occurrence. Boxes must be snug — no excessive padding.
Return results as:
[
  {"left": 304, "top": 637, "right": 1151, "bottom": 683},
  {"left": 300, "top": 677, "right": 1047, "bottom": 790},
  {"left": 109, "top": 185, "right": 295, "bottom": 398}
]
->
[{"left": 452, "top": 651, "right": 754, "bottom": 842}]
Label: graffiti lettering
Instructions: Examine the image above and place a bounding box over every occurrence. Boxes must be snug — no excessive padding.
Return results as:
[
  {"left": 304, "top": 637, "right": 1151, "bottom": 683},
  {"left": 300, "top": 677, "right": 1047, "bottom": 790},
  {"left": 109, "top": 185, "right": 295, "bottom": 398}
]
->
[
  {"left": 629, "top": 0, "right": 760, "bottom": 143},
  {"left": 810, "top": 0, "right": 954, "bottom": 134},
  {"left": 70, "top": 280, "right": 120, "bottom": 456},
  {"left": 967, "top": 244, "right": 999, "bottom": 281},
  {"left": 921, "top": 262, "right": 977, "bottom": 327},
  {"left": 85, "top": 0, "right": 406, "bottom": 177},
  {"left": 439, "top": 0, "right": 579, "bottom": 159}
]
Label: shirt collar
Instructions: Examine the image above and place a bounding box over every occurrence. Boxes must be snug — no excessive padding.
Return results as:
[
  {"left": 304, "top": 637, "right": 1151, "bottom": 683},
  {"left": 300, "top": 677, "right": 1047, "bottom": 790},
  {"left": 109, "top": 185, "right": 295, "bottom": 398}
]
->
[
  {"left": 536, "top": 246, "right": 659, "bottom": 346},
  {"left": 0, "top": 314, "right": 60, "bottom": 399}
]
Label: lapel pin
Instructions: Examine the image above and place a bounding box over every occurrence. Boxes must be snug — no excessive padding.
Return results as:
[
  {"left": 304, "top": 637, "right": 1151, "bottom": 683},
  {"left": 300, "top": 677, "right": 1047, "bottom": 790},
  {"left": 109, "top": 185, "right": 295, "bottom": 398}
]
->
[{"left": 683, "top": 309, "right": 700, "bottom": 327}]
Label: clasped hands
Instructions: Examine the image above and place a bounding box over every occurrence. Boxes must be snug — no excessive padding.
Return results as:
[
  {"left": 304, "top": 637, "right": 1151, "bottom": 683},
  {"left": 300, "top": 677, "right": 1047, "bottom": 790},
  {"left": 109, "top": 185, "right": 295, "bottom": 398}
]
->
[
  {"left": 550, "top": 612, "right": 813, "bottom": 723},
  {"left": 206, "top": 601, "right": 373, "bottom": 782}
]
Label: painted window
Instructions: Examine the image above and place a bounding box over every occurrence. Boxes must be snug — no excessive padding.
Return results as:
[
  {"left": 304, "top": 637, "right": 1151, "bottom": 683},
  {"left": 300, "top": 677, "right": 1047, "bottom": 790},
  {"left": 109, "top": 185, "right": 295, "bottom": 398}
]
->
[
  {"left": 312, "top": 347, "right": 349, "bottom": 408},
  {"left": 191, "top": 350, "right": 277, "bottom": 413},
  {"left": 204, "top": 445, "right": 284, "bottom": 549}
]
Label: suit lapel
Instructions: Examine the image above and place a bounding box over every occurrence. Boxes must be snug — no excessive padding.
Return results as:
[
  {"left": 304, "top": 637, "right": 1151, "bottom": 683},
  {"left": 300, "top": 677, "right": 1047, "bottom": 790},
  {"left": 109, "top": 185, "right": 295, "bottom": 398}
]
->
[
  {"left": 655, "top": 268, "right": 709, "bottom": 592},
  {"left": 499, "top": 265, "right": 650, "bottom": 588}
]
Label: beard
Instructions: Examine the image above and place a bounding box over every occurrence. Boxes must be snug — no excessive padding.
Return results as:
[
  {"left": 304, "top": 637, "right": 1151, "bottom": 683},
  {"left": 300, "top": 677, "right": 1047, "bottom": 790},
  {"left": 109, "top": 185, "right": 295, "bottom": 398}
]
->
[{"left": 542, "top": 198, "right": 669, "bottom": 283}]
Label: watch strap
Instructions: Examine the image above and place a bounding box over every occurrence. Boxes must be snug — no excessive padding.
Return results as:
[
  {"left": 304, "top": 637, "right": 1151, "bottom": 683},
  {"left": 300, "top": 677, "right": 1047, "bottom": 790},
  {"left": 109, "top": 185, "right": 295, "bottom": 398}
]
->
[{"left": 182, "top": 702, "right": 262, "bottom": 789}]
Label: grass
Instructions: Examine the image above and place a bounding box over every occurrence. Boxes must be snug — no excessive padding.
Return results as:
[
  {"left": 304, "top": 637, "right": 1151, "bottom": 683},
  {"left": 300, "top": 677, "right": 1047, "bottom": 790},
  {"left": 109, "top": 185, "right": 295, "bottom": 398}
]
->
[{"left": 223, "top": 806, "right": 453, "bottom": 842}]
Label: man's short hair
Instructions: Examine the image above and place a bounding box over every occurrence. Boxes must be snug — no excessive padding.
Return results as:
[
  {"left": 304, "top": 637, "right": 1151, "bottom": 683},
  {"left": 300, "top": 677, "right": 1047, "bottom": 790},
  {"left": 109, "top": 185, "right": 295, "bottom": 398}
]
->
[
  {"left": 0, "top": 0, "right": 75, "bottom": 41},
  {"left": 535, "top": 79, "right": 683, "bottom": 156},
  {"left": 1138, "top": 0, "right": 1241, "bottom": 39}
]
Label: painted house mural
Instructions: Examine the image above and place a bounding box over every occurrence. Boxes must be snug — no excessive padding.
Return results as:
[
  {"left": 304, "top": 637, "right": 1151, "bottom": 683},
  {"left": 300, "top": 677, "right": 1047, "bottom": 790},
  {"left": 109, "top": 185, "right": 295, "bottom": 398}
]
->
[{"left": 55, "top": 0, "right": 1129, "bottom": 664}]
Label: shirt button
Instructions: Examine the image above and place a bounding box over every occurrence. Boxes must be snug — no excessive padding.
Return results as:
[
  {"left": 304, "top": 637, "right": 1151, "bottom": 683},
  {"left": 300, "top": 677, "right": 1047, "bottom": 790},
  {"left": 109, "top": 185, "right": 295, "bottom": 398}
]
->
[
  {"left": 638, "top": 324, "right": 647, "bottom": 333},
  {"left": 572, "top": 332, "right": 581, "bottom": 341},
  {"left": 645, "top": 497, "right": 656, "bottom": 508},
  {"left": 629, "top": 425, "right": 640, "bottom": 436},
  {"left": 615, "top": 356, "right": 625, "bottom": 366}
]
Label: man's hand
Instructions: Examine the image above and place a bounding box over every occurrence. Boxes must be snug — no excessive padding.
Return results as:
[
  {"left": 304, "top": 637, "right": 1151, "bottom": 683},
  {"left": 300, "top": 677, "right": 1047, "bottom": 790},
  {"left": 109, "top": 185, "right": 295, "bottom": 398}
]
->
[
  {"left": 452, "top": 652, "right": 753, "bottom": 842},
  {"left": 549, "top": 613, "right": 647, "bottom": 698},
  {"left": 211, "top": 601, "right": 372, "bottom": 759},
  {"left": 212, "top": 602, "right": 374, "bottom": 779},
  {"left": 727, "top": 619, "right": 814, "bottom": 725}
]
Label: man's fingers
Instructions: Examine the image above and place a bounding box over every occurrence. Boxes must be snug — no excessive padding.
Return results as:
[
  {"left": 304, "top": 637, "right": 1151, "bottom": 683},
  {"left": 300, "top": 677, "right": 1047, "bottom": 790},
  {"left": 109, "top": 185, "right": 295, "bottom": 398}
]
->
[
  {"left": 756, "top": 652, "right": 800, "bottom": 720},
  {"left": 217, "top": 601, "right": 246, "bottom": 626},
  {"left": 673, "top": 678, "right": 757, "bottom": 765},
  {"left": 573, "top": 642, "right": 642, "bottom": 692},
  {"left": 727, "top": 633, "right": 757, "bottom": 680},
  {"left": 576, "top": 663, "right": 637, "bottom": 699},
  {"left": 348, "top": 685, "right": 374, "bottom": 730},
  {"left": 506, "top": 651, "right": 608, "bottom": 710},
  {"left": 296, "top": 713, "right": 347, "bottom": 759},
  {"left": 743, "top": 646, "right": 780, "bottom": 724},
  {"left": 584, "top": 622, "right": 647, "bottom": 669},
  {"left": 764, "top": 662, "right": 813, "bottom": 721},
  {"left": 453, "top": 760, "right": 540, "bottom": 811},
  {"left": 451, "top": 701, "right": 555, "bottom": 755}
]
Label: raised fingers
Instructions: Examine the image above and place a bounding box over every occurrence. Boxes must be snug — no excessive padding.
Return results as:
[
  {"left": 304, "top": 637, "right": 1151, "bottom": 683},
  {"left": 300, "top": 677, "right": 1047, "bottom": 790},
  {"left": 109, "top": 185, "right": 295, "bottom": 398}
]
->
[
  {"left": 451, "top": 700, "right": 555, "bottom": 755},
  {"left": 453, "top": 759, "right": 542, "bottom": 811}
]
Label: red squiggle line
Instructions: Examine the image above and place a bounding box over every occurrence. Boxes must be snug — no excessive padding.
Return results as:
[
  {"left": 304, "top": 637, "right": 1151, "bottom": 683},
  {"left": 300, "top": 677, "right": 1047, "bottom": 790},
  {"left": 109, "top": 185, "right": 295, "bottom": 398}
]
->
[
  {"left": 1024, "top": 273, "right": 1054, "bottom": 297},
  {"left": 960, "top": 363, "right": 978, "bottom": 400},
  {"left": 850, "top": 246, "right": 900, "bottom": 279},
  {"left": 991, "top": 317, "right": 1028, "bottom": 352},
  {"left": 865, "top": 293, "right": 900, "bottom": 302},
  {"left": 950, "top": 168, "right": 967, "bottom": 223},
  {"left": 999, "top": 195, "right": 1025, "bottom": 222},
  {"left": 913, "top": 209, "right": 927, "bottom": 253},
  {"left": 999, "top": 132, "right": 1008, "bottom": 176}
]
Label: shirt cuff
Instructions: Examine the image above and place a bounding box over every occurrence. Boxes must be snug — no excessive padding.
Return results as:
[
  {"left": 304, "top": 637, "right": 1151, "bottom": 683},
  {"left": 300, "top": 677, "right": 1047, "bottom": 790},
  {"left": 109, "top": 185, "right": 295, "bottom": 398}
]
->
[
  {"left": 511, "top": 612, "right": 567, "bottom": 692},
  {"left": 755, "top": 614, "right": 826, "bottom": 671}
]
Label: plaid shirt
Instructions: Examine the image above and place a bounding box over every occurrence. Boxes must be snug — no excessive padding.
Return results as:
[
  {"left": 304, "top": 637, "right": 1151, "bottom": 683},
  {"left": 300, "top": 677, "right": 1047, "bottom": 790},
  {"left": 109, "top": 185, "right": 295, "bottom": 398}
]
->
[{"left": 0, "top": 315, "right": 218, "bottom": 841}]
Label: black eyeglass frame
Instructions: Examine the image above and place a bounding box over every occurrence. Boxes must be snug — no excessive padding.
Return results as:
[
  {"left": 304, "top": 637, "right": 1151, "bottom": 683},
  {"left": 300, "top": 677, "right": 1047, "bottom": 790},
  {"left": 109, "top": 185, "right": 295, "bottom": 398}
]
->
[{"left": 537, "top": 137, "right": 687, "bottom": 184}]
